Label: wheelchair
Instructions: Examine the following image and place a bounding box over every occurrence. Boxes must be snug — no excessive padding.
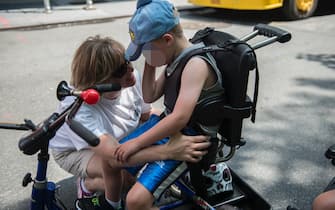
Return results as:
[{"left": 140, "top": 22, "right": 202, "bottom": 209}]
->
[{"left": 0, "top": 23, "right": 292, "bottom": 210}]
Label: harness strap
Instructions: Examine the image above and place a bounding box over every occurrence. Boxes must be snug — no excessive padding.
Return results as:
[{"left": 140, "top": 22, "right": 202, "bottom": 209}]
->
[
  {"left": 175, "top": 41, "right": 259, "bottom": 123},
  {"left": 251, "top": 52, "right": 259, "bottom": 123}
]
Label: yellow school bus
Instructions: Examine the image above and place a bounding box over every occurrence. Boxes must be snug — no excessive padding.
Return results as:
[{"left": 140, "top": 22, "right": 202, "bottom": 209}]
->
[{"left": 188, "top": 0, "right": 319, "bottom": 19}]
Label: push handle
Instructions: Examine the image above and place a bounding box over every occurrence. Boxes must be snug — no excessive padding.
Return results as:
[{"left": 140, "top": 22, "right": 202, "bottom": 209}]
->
[
  {"left": 68, "top": 119, "right": 100, "bottom": 147},
  {"left": 240, "top": 24, "right": 292, "bottom": 49},
  {"left": 254, "top": 23, "right": 291, "bottom": 43}
]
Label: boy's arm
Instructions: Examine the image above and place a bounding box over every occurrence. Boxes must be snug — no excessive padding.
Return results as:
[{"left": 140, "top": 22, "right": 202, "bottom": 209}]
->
[
  {"left": 142, "top": 62, "right": 165, "bottom": 103},
  {"left": 126, "top": 132, "right": 210, "bottom": 164},
  {"left": 95, "top": 132, "right": 210, "bottom": 167},
  {"left": 138, "top": 57, "right": 210, "bottom": 145},
  {"left": 115, "top": 57, "right": 211, "bottom": 161}
]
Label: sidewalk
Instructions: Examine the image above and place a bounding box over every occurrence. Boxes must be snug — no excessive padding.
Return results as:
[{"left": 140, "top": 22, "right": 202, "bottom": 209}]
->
[{"left": 0, "top": 0, "right": 196, "bottom": 31}]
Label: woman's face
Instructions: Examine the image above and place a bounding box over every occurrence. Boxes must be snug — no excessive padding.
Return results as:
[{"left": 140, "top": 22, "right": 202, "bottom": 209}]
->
[
  {"left": 118, "top": 62, "right": 136, "bottom": 88},
  {"left": 103, "top": 61, "right": 136, "bottom": 100}
]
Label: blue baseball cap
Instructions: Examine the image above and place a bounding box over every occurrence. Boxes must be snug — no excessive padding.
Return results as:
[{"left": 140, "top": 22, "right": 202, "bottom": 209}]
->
[{"left": 125, "top": 0, "right": 180, "bottom": 61}]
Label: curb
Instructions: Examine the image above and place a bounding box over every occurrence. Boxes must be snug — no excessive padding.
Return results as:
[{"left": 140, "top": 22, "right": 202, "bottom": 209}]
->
[
  {"left": 0, "top": 5, "right": 199, "bottom": 31},
  {"left": 0, "top": 15, "right": 131, "bottom": 31}
]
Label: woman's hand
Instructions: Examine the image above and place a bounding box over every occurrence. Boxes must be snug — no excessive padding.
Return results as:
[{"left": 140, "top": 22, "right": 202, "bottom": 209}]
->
[{"left": 166, "top": 132, "right": 210, "bottom": 162}]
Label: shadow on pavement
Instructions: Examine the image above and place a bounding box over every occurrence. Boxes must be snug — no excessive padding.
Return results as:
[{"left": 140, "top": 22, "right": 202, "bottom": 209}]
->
[
  {"left": 56, "top": 176, "right": 77, "bottom": 209},
  {"left": 297, "top": 53, "right": 335, "bottom": 71},
  {"left": 314, "top": 1, "right": 335, "bottom": 17}
]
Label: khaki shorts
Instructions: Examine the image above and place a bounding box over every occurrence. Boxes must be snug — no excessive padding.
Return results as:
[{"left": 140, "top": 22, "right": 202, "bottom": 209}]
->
[{"left": 51, "top": 149, "right": 94, "bottom": 178}]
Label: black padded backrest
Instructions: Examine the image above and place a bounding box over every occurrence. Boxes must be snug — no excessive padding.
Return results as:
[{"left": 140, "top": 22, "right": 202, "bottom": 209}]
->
[{"left": 190, "top": 28, "right": 258, "bottom": 146}]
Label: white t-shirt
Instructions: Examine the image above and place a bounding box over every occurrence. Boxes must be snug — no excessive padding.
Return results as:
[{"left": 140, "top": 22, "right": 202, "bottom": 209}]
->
[{"left": 49, "top": 70, "right": 151, "bottom": 151}]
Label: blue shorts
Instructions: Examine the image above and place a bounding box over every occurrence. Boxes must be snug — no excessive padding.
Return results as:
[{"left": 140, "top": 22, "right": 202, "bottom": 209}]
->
[{"left": 119, "top": 114, "right": 188, "bottom": 200}]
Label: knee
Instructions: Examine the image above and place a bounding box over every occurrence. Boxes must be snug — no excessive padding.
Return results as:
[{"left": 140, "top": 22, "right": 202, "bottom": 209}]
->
[
  {"left": 126, "top": 187, "right": 153, "bottom": 210},
  {"left": 84, "top": 177, "right": 104, "bottom": 192},
  {"left": 126, "top": 191, "right": 144, "bottom": 210},
  {"left": 101, "top": 159, "right": 120, "bottom": 174}
]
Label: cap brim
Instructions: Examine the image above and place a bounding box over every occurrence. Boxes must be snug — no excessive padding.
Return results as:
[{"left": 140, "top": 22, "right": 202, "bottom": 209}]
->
[{"left": 125, "top": 42, "right": 143, "bottom": 61}]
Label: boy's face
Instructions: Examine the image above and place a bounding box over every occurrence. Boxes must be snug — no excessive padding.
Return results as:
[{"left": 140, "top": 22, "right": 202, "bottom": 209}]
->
[{"left": 142, "top": 36, "right": 170, "bottom": 67}]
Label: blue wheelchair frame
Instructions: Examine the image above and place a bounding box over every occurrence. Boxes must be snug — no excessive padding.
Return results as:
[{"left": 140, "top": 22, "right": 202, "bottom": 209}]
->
[
  {"left": 0, "top": 82, "right": 112, "bottom": 210},
  {"left": 31, "top": 143, "right": 64, "bottom": 210},
  {"left": 0, "top": 100, "right": 78, "bottom": 210}
]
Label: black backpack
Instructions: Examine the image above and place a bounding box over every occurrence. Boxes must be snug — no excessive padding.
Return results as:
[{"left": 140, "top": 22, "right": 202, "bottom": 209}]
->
[{"left": 178, "top": 27, "right": 259, "bottom": 148}]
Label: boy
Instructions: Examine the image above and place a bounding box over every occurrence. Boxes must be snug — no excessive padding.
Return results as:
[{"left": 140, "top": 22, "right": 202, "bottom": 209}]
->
[{"left": 115, "top": 0, "right": 225, "bottom": 208}]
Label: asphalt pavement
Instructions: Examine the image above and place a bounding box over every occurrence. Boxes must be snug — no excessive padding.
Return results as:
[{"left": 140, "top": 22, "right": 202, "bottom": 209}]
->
[
  {"left": 1, "top": 2, "right": 335, "bottom": 210},
  {"left": 0, "top": 0, "right": 196, "bottom": 30}
]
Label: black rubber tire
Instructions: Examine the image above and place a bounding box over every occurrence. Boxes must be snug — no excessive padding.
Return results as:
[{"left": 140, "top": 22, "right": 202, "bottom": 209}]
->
[{"left": 282, "top": 0, "right": 319, "bottom": 20}]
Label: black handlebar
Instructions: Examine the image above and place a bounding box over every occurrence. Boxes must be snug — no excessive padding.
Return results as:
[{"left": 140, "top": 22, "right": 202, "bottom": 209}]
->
[
  {"left": 68, "top": 119, "right": 100, "bottom": 147},
  {"left": 65, "top": 95, "right": 100, "bottom": 147},
  {"left": 10, "top": 81, "right": 120, "bottom": 155},
  {"left": 18, "top": 113, "right": 61, "bottom": 155},
  {"left": 93, "top": 83, "right": 121, "bottom": 93},
  {"left": 57, "top": 81, "right": 121, "bottom": 101},
  {"left": 254, "top": 23, "right": 292, "bottom": 43},
  {"left": 238, "top": 24, "right": 291, "bottom": 50},
  {"left": 0, "top": 122, "right": 31, "bottom": 131}
]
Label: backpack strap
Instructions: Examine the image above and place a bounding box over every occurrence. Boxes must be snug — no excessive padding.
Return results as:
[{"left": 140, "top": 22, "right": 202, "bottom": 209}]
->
[
  {"left": 189, "top": 27, "right": 215, "bottom": 43},
  {"left": 251, "top": 52, "right": 259, "bottom": 123},
  {"left": 176, "top": 41, "right": 259, "bottom": 123},
  {"left": 163, "top": 44, "right": 222, "bottom": 114}
]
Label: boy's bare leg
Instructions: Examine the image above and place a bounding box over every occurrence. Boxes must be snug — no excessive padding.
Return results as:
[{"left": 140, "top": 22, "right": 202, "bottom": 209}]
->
[{"left": 126, "top": 182, "right": 159, "bottom": 210}]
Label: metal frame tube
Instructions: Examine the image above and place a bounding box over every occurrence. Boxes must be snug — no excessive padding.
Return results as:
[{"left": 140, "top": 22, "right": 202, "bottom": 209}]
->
[
  {"left": 252, "top": 36, "right": 278, "bottom": 50},
  {"left": 240, "top": 30, "right": 258, "bottom": 42},
  {"left": 43, "top": 0, "right": 52, "bottom": 13},
  {"left": 84, "top": 0, "right": 95, "bottom": 10}
]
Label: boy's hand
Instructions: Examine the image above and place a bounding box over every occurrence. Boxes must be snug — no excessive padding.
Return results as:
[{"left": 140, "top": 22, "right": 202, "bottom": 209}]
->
[
  {"left": 114, "top": 140, "right": 140, "bottom": 162},
  {"left": 167, "top": 132, "right": 210, "bottom": 162}
]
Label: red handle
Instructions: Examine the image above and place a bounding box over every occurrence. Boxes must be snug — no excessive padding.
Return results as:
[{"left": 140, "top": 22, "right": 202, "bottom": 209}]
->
[{"left": 80, "top": 89, "right": 100, "bottom": 104}]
